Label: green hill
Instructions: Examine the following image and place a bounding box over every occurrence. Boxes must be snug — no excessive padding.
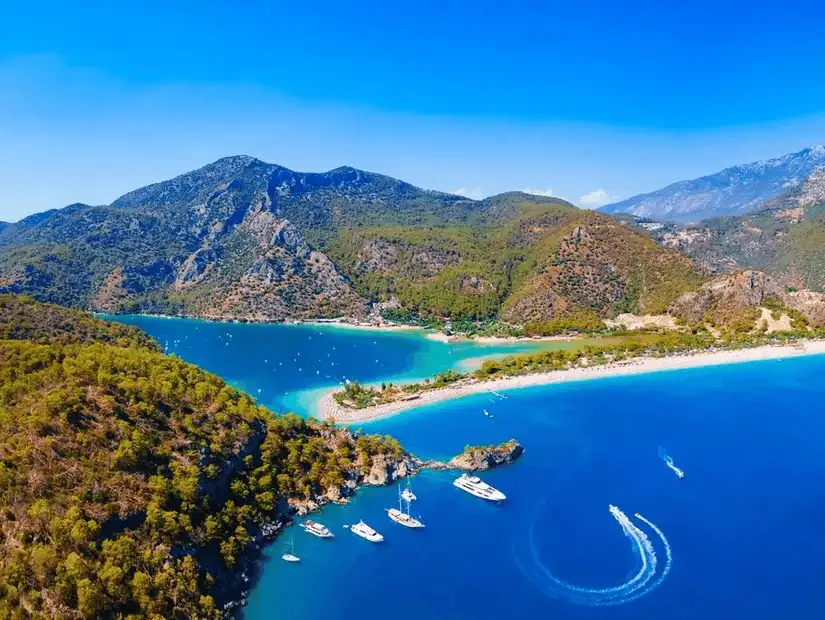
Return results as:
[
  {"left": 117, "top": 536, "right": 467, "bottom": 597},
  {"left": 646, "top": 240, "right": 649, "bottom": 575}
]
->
[
  {"left": 328, "top": 201, "right": 704, "bottom": 323},
  {"left": 0, "top": 296, "right": 411, "bottom": 617}
]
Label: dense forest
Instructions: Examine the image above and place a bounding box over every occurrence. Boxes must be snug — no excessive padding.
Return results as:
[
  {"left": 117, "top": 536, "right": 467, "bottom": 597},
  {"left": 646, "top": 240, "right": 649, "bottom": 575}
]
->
[{"left": 0, "top": 296, "right": 409, "bottom": 618}]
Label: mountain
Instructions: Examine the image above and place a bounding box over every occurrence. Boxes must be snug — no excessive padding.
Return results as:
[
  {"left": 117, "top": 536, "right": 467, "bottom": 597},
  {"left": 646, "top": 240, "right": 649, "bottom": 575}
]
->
[
  {"left": 0, "top": 294, "right": 417, "bottom": 617},
  {"left": 601, "top": 146, "right": 825, "bottom": 222},
  {"left": 328, "top": 202, "right": 703, "bottom": 323},
  {"left": 647, "top": 166, "right": 825, "bottom": 292},
  {"left": 0, "top": 156, "right": 704, "bottom": 324}
]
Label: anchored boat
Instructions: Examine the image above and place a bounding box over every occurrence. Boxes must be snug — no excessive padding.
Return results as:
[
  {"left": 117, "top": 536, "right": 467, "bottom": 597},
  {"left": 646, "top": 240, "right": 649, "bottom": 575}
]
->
[
  {"left": 299, "top": 519, "right": 334, "bottom": 538},
  {"left": 387, "top": 487, "right": 425, "bottom": 529},
  {"left": 453, "top": 474, "right": 506, "bottom": 502},
  {"left": 401, "top": 479, "right": 417, "bottom": 503},
  {"left": 281, "top": 535, "right": 300, "bottom": 563},
  {"left": 350, "top": 520, "right": 385, "bottom": 543}
]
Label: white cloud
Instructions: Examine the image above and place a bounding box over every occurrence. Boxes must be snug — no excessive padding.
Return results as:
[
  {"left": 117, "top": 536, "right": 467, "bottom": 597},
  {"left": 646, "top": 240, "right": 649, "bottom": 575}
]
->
[
  {"left": 520, "top": 187, "right": 555, "bottom": 197},
  {"left": 451, "top": 187, "right": 486, "bottom": 200},
  {"left": 578, "top": 189, "right": 619, "bottom": 209}
]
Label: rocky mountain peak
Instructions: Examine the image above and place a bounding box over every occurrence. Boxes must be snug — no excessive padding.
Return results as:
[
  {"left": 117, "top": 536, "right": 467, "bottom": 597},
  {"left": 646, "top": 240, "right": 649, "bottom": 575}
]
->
[{"left": 601, "top": 146, "right": 825, "bottom": 222}]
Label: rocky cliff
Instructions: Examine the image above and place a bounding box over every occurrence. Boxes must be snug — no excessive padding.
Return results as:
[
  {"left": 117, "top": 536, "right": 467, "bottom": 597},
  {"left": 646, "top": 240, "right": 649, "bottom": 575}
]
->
[{"left": 446, "top": 440, "right": 525, "bottom": 471}]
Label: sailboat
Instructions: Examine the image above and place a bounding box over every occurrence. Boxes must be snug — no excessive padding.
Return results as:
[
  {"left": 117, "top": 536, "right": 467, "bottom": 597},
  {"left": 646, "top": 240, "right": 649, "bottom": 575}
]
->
[
  {"left": 386, "top": 486, "right": 425, "bottom": 528},
  {"left": 401, "top": 478, "right": 417, "bottom": 502},
  {"left": 281, "top": 535, "right": 300, "bottom": 563}
]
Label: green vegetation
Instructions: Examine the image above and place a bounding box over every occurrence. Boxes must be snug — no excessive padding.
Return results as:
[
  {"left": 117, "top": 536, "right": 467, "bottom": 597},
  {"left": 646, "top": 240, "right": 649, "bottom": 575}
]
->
[
  {"left": 0, "top": 294, "right": 158, "bottom": 349},
  {"left": 521, "top": 311, "right": 606, "bottom": 336},
  {"left": 329, "top": 202, "right": 704, "bottom": 326},
  {"left": 0, "top": 296, "right": 412, "bottom": 618}
]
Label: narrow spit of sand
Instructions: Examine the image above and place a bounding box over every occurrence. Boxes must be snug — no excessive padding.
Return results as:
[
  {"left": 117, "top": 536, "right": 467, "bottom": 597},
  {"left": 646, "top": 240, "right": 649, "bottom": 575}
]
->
[{"left": 318, "top": 340, "right": 825, "bottom": 423}]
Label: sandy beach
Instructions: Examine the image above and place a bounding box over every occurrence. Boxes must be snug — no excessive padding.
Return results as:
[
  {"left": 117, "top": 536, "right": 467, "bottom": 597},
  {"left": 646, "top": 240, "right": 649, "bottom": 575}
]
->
[
  {"left": 424, "top": 332, "right": 577, "bottom": 344},
  {"left": 319, "top": 340, "right": 825, "bottom": 423},
  {"left": 299, "top": 319, "right": 424, "bottom": 334}
]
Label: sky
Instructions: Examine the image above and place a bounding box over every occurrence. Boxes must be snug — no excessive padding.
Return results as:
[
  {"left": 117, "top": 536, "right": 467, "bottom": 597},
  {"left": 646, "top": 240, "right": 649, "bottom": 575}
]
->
[{"left": 2, "top": 0, "right": 825, "bottom": 221}]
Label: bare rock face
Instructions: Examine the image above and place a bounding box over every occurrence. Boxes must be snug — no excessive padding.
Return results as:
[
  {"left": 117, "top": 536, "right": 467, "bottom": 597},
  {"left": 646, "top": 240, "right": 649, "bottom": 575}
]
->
[
  {"left": 786, "top": 290, "right": 825, "bottom": 327},
  {"left": 669, "top": 269, "right": 825, "bottom": 327},
  {"left": 669, "top": 270, "right": 784, "bottom": 322},
  {"left": 363, "top": 454, "right": 418, "bottom": 486},
  {"left": 447, "top": 440, "right": 524, "bottom": 471}
]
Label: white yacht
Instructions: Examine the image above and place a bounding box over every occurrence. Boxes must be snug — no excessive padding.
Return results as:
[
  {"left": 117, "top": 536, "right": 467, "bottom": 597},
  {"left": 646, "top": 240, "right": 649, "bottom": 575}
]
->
[
  {"left": 386, "top": 487, "right": 425, "bottom": 529},
  {"left": 350, "top": 520, "right": 384, "bottom": 543},
  {"left": 299, "top": 519, "right": 334, "bottom": 538},
  {"left": 453, "top": 474, "right": 506, "bottom": 502},
  {"left": 281, "top": 535, "right": 300, "bottom": 562},
  {"left": 401, "top": 479, "right": 417, "bottom": 503}
]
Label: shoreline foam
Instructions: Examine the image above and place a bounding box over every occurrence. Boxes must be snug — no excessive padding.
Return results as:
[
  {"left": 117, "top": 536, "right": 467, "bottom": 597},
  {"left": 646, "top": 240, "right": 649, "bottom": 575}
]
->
[{"left": 318, "top": 340, "right": 825, "bottom": 423}]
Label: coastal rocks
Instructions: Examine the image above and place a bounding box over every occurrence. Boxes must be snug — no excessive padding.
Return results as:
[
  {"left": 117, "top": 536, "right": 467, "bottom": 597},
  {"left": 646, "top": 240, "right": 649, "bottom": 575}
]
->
[
  {"left": 786, "top": 290, "right": 825, "bottom": 327},
  {"left": 446, "top": 439, "right": 524, "bottom": 471},
  {"left": 363, "top": 453, "right": 419, "bottom": 485}
]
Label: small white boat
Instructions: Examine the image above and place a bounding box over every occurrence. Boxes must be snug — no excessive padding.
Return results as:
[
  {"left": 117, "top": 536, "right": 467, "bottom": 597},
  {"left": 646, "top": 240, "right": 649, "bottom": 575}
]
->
[
  {"left": 350, "top": 520, "right": 384, "bottom": 543},
  {"left": 453, "top": 474, "right": 506, "bottom": 502},
  {"left": 281, "top": 535, "right": 300, "bottom": 563},
  {"left": 387, "top": 487, "right": 425, "bottom": 529},
  {"left": 401, "top": 479, "right": 417, "bottom": 502},
  {"left": 299, "top": 519, "right": 334, "bottom": 538}
]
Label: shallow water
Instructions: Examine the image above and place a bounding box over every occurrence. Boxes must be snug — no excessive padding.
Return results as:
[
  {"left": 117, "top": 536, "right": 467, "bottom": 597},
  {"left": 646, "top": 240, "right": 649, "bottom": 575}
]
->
[
  {"left": 111, "top": 315, "right": 563, "bottom": 416},
  {"left": 112, "top": 316, "right": 825, "bottom": 619}
]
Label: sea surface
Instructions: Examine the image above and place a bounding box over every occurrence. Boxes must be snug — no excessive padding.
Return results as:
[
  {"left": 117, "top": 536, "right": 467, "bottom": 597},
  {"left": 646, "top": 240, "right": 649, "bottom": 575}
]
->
[
  {"left": 114, "top": 316, "right": 825, "bottom": 620},
  {"left": 110, "top": 315, "right": 565, "bottom": 416}
]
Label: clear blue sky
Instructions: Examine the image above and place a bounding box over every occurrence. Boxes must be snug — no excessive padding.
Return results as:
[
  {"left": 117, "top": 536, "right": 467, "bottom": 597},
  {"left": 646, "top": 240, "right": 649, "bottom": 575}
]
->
[{"left": 2, "top": 0, "right": 825, "bottom": 220}]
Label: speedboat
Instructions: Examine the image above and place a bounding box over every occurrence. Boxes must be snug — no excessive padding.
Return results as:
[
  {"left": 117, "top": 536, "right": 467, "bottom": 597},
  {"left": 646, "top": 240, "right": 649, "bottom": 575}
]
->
[
  {"left": 453, "top": 474, "right": 506, "bottom": 502},
  {"left": 666, "top": 459, "right": 685, "bottom": 479},
  {"left": 299, "top": 519, "right": 334, "bottom": 538},
  {"left": 350, "top": 520, "right": 385, "bottom": 542}
]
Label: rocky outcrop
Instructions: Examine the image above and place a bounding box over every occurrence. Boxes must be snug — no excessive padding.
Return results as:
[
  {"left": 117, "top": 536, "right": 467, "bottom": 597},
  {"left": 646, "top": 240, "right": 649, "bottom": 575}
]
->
[
  {"left": 669, "top": 269, "right": 825, "bottom": 327},
  {"left": 445, "top": 440, "right": 524, "bottom": 471},
  {"left": 786, "top": 290, "right": 825, "bottom": 327},
  {"left": 668, "top": 270, "right": 784, "bottom": 322}
]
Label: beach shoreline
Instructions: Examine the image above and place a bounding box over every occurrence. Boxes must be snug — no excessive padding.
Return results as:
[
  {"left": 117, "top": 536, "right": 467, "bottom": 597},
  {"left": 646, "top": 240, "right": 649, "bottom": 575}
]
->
[
  {"left": 100, "top": 310, "right": 585, "bottom": 344},
  {"left": 318, "top": 340, "right": 825, "bottom": 423}
]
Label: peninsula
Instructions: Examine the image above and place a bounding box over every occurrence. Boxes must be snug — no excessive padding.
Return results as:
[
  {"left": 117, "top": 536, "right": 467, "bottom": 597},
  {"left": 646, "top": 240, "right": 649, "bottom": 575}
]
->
[{"left": 321, "top": 338, "right": 825, "bottom": 423}]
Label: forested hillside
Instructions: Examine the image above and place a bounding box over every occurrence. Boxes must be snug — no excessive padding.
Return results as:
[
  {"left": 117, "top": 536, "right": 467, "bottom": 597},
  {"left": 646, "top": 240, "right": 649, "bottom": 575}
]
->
[
  {"left": 0, "top": 296, "right": 411, "bottom": 618},
  {"left": 329, "top": 202, "right": 704, "bottom": 323},
  {"left": 0, "top": 157, "right": 706, "bottom": 326}
]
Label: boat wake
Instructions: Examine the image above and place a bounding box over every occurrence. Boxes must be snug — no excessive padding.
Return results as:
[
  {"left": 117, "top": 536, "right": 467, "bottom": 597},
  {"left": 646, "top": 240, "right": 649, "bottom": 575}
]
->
[
  {"left": 658, "top": 446, "right": 685, "bottom": 479},
  {"left": 513, "top": 500, "right": 672, "bottom": 606}
]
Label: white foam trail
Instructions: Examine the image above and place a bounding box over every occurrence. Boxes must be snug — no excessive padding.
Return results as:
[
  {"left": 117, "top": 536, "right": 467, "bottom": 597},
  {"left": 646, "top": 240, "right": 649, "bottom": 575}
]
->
[
  {"left": 514, "top": 503, "right": 672, "bottom": 606},
  {"left": 659, "top": 447, "right": 685, "bottom": 478}
]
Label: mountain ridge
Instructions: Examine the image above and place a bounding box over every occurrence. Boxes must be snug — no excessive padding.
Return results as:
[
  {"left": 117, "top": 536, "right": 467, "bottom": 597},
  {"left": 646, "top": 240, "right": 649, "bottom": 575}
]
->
[
  {"left": 0, "top": 156, "right": 705, "bottom": 324},
  {"left": 600, "top": 146, "right": 825, "bottom": 222},
  {"left": 647, "top": 166, "right": 825, "bottom": 292}
]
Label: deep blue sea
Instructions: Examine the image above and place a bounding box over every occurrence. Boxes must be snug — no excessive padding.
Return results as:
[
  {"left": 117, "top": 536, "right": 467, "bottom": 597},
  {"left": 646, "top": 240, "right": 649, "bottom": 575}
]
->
[{"left": 114, "top": 316, "right": 825, "bottom": 620}]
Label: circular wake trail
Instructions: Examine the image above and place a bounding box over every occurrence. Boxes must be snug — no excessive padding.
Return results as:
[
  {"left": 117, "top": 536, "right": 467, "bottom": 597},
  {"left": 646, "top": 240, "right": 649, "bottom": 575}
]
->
[{"left": 514, "top": 502, "right": 671, "bottom": 606}]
